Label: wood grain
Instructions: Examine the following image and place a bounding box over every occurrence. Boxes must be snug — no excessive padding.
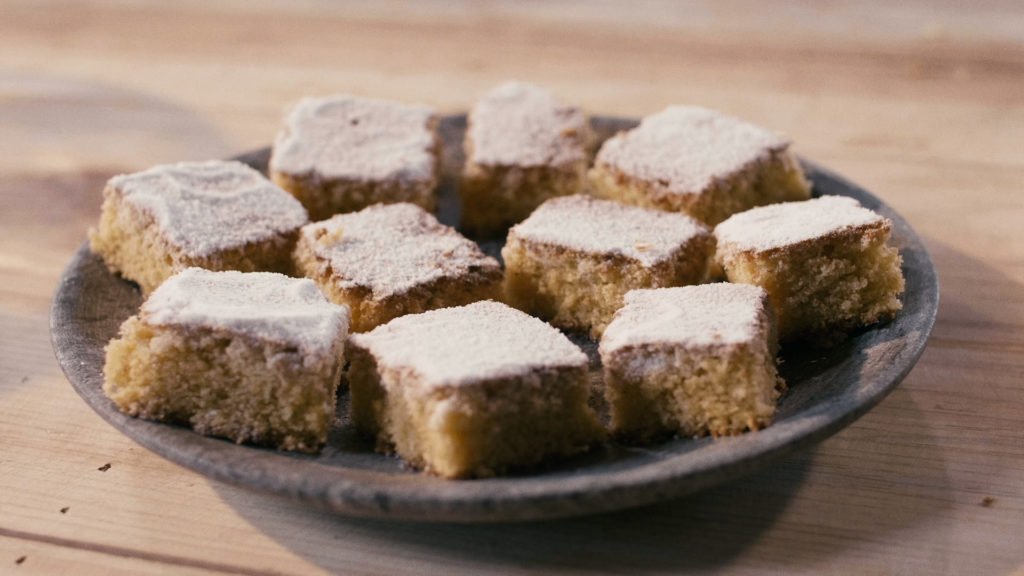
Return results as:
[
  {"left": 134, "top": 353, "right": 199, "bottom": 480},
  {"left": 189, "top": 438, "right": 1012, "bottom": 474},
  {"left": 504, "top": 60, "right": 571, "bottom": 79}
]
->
[{"left": 1, "top": 0, "right": 1022, "bottom": 573}]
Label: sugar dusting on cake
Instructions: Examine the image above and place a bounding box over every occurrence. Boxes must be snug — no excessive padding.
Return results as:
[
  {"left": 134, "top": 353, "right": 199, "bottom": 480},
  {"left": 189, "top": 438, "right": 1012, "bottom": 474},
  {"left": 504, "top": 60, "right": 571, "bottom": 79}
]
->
[
  {"left": 595, "top": 106, "right": 789, "bottom": 196},
  {"left": 507, "top": 195, "right": 709, "bottom": 267},
  {"left": 714, "top": 195, "right": 887, "bottom": 256},
  {"left": 468, "top": 81, "right": 587, "bottom": 168},
  {"left": 110, "top": 160, "right": 308, "bottom": 258},
  {"left": 270, "top": 94, "right": 437, "bottom": 182},
  {"left": 301, "top": 203, "right": 500, "bottom": 298},
  {"left": 351, "top": 300, "right": 587, "bottom": 387},
  {"left": 600, "top": 284, "right": 771, "bottom": 352},
  {"left": 142, "top": 268, "right": 348, "bottom": 359}
]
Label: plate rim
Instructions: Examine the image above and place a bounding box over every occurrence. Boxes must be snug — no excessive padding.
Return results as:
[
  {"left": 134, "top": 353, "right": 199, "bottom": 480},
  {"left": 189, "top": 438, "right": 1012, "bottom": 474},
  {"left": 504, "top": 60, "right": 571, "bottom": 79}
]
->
[{"left": 50, "top": 114, "right": 939, "bottom": 522}]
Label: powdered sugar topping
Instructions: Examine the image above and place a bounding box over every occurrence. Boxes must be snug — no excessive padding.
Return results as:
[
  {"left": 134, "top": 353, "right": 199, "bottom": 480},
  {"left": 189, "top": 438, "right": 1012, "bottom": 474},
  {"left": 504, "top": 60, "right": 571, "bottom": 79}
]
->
[
  {"left": 142, "top": 268, "right": 348, "bottom": 359},
  {"left": 270, "top": 95, "right": 437, "bottom": 182},
  {"left": 351, "top": 300, "right": 587, "bottom": 387},
  {"left": 507, "top": 195, "right": 709, "bottom": 266},
  {"left": 468, "top": 81, "right": 587, "bottom": 168},
  {"left": 595, "top": 106, "right": 789, "bottom": 196},
  {"left": 301, "top": 203, "right": 499, "bottom": 299},
  {"left": 714, "top": 195, "right": 887, "bottom": 256},
  {"left": 600, "top": 284, "right": 770, "bottom": 352},
  {"left": 110, "top": 161, "right": 308, "bottom": 258}
]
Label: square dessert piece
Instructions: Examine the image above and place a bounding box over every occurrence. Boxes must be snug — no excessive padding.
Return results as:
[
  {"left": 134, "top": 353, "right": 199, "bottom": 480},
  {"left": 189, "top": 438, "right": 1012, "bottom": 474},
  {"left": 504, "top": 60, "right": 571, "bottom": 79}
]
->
[
  {"left": 347, "top": 300, "right": 603, "bottom": 478},
  {"left": 600, "top": 284, "right": 783, "bottom": 441},
  {"left": 103, "top": 268, "right": 349, "bottom": 453},
  {"left": 590, "top": 106, "right": 811, "bottom": 226},
  {"left": 714, "top": 195, "right": 905, "bottom": 342},
  {"left": 89, "top": 160, "right": 309, "bottom": 293},
  {"left": 294, "top": 202, "right": 502, "bottom": 333},
  {"left": 269, "top": 95, "right": 440, "bottom": 221},
  {"left": 460, "top": 81, "right": 590, "bottom": 237},
  {"left": 502, "top": 195, "right": 716, "bottom": 338}
]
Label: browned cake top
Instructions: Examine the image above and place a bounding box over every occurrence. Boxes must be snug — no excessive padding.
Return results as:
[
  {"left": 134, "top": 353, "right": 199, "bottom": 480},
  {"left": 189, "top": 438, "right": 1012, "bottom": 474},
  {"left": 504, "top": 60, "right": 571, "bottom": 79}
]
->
[
  {"left": 270, "top": 94, "right": 437, "bottom": 182},
  {"left": 468, "top": 81, "right": 586, "bottom": 168},
  {"left": 595, "top": 106, "right": 789, "bottom": 196},
  {"left": 109, "top": 160, "right": 308, "bottom": 257},
  {"left": 350, "top": 300, "right": 587, "bottom": 388},
  {"left": 300, "top": 203, "right": 499, "bottom": 299},
  {"left": 507, "top": 194, "right": 709, "bottom": 266},
  {"left": 142, "top": 268, "right": 348, "bottom": 359},
  {"left": 714, "top": 195, "right": 887, "bottom": 257},
  {"left": 600, "top": 284, "right": 771, "bottom": 353}
]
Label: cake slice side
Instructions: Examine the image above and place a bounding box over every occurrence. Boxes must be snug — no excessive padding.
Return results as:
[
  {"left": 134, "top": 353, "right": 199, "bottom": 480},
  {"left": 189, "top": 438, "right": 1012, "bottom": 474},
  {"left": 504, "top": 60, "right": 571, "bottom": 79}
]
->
[
  {"left": 104, "top": 318, "right": 344, "bottom": 452},
  {"left": 714, "top": 196, "right": 905, "bottom": 342},
  {"left": 460, "top": 81, "right": 591, "bottom": 236},
  {"left": 294, "top": 203, "right": 503, "bottom": 332},
  {"left": 347, "top": 301, "right": 603, "bottom": 478},
  {"left": 89, "top": 161, "right": 308, "bottom": 293},
  {"left": 600, "top": 284, "right": 783, "bottom": 442},
  {"left": 501, "top": 195, "right": 716, "bottom": 337},
  {"left": 102, "top": 269, "right": 349, "bottom": 452},
  {"left": 270, "top": 95, "right": 441, "bottom": 220},
  {"left": 589, "top": 106, "right": 811, "bottom": 225}
]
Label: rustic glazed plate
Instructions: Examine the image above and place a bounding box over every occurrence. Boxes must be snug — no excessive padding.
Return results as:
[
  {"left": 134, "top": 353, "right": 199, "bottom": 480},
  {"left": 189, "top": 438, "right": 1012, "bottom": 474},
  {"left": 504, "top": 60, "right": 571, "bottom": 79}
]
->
[{"left": 50, "top": 115, "right": 938, "bottom": 522}]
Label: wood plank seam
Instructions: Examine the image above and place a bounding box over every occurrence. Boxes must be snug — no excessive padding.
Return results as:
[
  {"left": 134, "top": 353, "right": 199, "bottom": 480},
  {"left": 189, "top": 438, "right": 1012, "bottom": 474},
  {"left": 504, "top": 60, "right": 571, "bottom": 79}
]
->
[{"left": 0, "top": 526, "right": 292, "bottom": 576}]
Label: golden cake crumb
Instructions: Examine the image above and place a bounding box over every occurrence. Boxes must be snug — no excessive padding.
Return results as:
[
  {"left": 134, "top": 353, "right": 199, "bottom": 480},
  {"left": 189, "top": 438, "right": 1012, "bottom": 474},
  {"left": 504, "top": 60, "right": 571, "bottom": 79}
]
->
[
  {"left": 270, "top": 95, "right": 440, "bottom": 220},
  {"left": 590, "top": 106, "right": 811, "bottom": 225},
  {"left": 460, "top": 82, "right": 590, "bottom": 236},
  {"left": 89, "top": 161, "right": 308, "bottom": 293},
  {"left": 502, "top": 195, "right": 715, "bottom": 338},
  {"left": 102, "top": 269, "right": 349, "bottom": 452},
  {"left": 294, "top": 203, "right": 502, "bottom": 332},
  {"left": 600, "top": 284, "right": 783, "bottom": 441},
  {"left": 347, "top": 300, "right": 604, "bottom": 478},
  {"left": 714, "top": 195, "right": 905, "bottom": 342}
]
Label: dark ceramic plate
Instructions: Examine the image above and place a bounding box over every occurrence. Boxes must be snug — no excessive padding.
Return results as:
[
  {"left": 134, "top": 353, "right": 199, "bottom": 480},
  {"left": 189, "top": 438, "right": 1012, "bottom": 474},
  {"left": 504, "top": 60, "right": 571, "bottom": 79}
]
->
[{"left": 50, "top": 115, "right": 938, "bottom": 522}]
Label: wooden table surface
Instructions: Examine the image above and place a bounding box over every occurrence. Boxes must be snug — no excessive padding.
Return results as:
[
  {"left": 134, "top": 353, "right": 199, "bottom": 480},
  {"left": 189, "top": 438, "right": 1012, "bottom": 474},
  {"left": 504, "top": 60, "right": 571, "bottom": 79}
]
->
[{"left": 2, "top": 1, "right": 1023, "bottom": 574}]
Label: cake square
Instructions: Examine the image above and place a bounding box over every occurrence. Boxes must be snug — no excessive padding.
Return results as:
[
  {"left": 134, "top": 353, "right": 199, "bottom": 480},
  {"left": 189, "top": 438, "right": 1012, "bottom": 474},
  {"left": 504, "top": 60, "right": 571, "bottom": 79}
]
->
[
  {"left": 600, "top": 284, "right": 783, "bottom": 442},
  {"left": 714, "top": 195, "right": 905, "bottom": 342},
  {"left": 589, "top": 106, "right": 811, "bottom": 225},
  {"left": 89, "top": 160, "right": 309, "bottom": 293},
  {"left": 502, "top": 194, "right": 716, "bottom": 338},
  {"left": 347, "top": 300, "right": 603, "bottom": 478},
  {"left": 103, "top": 268, "right": 349, "bottom": 453},
  {"left": 460, "top": 81, "right": 590, "bottom": 237},
  {"left": 294, "top": 202, "right": 502, "bottom": 333},
  {"left": 269, "top": 95, "right": 440, "bottom": 221}
]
